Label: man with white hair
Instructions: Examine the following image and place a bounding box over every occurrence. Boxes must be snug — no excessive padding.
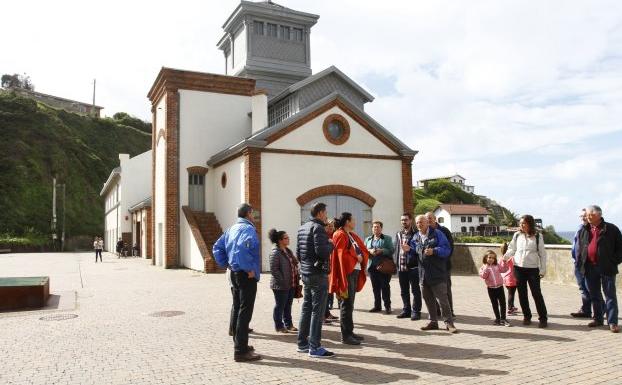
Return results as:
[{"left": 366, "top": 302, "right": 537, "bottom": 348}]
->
[
  {"left": 577, "top": 205, "right": 622, "bottom": 333},
  {"left": 406, "top": 214, "right": 456, "bottom": 333}
]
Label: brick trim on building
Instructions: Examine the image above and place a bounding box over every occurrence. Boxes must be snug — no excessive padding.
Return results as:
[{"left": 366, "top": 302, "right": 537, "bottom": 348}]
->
[
  {"left": 186, "top": 166, "right": 209, "bottom": 175},
  {"left": 296, "top": 184, "right": 377, "bottom": 207},
  {"left": 261, "top": 148, "right": 401, "bottom": 160},
  {"left": 244, "top": 148, "right": 262, "bottom": 268},
  {"left": 322, "top": 114, "right": 350, "bottom": 145},
  {"left": 146, "top": 207, "right": 153, "bottom": 259},
  {"left": 164, "top": 90, "right": 180, "bottom": 268},
  {"left": 151, "top": 107, "right": 157, "bottom": 266},
  {"left": 402, "top": 156, "right": 414, "bottom": 214}
]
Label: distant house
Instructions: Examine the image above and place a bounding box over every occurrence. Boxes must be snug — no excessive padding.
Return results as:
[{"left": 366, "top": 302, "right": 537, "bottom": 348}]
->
[
  {"left": 4, "top": 87, "right": 103, "bottom": 117},
  {"left": 100, "top": 151, "right": 152, "bottom": 255},
  {"left": 433, "top": 204, "right": 490, "bottom": 234},
  {"left": 417, "top": 174, "right": 475, "bottom": 194}
]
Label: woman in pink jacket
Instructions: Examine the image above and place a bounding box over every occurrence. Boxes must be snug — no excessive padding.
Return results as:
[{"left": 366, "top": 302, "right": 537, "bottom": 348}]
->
[{"left": 479, "top": 250, "right": 511, "bottom": 326}]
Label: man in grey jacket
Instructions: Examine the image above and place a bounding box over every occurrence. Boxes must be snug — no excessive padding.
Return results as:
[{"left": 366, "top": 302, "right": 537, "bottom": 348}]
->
[{"left": 296, "top": 202, "right": 335, "bottom": 358}]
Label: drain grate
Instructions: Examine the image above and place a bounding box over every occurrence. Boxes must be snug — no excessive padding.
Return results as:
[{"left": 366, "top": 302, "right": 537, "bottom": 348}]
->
[
  {"left": 40, "top": 314, "right": 78, "bottom": 321},
  {"left": 149, "top": 310, "right": 185, "bottom": 318}
]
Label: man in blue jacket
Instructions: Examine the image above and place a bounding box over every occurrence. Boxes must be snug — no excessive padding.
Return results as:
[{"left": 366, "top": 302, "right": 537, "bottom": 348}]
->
[
  {"left": 213, "top": 203, "right": 262, "bottom": 362},
  {"left": 407, "top": 214, "right": 456, "bottom": 333}
]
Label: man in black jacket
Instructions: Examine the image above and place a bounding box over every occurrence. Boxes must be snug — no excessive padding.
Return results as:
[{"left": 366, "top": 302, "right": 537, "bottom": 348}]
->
[
  {"left": 427, "top": 212, "right": 455, "bottom": 317},
  {"left": 296, "top": 202, "right": 335, "bottom": 357},
  {"left": 577, "top": 205, "right": 622, "bottom": 333}
]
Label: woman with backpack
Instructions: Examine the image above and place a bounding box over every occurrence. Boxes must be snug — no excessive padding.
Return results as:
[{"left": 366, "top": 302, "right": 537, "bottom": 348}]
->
[{"left": 503, "top": 215, "right": 548, "bottom": 328}]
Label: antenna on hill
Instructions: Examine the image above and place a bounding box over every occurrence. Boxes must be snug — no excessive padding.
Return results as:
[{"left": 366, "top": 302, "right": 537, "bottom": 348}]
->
[{"left": 92, "top": 79, "right": 96, "bottom": 117}]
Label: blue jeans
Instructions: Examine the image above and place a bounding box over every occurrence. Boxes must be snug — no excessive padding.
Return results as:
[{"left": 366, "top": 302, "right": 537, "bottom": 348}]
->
[
  {"left": 398, "top": 269, "right": 421, "bottom": 314},
  {"left": 272, "top": 288, "right": 294, "bottom": 329},
  {"left": 298, "top": 273, "right": 328, "bottom": 350},
  {"left": 585, "top": 263, "right": 619, "bottom": 325},
  {"left": 574, "top": 264, "right": 592, "bottom": 315}
]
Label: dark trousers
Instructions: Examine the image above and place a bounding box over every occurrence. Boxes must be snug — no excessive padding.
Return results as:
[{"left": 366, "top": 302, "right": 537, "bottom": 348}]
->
[
  {"left": 273, "top": 288, "right": 294, "bottom": 329},
  {"left": 369, "top": 268, "right": 391, "bottom": 309},
  {"left": 340, "top": 270, "right": 360, "bottom": 338},
  {"left": 231, "top": 271, "right": 257, "bottom": 354},
  {"left": 398, "top": 269, "right": 421, "bottom": 314},
  {"left": 487, "top": 286, "right": 507, "bottom": 321},
  {"left": 506, "top": 286, "right": 517, "bottom": 309},
  {"left": 574, "top": 264, "right": 592, "bottom": 315},
  {"left": 95, "top": 250, "right": 102, "bottom": 262},
  {"left": 447, "top": 275, "right": 454, "bottom": 313},
  {"left": 585, "top": 263, "right": 618, "bottom": 325},
  {"left": 421, "top": 279, "right": 453, "bottom": 323},
  {"left": 514, "top": 266, "right": 547, "bottom": 321}
]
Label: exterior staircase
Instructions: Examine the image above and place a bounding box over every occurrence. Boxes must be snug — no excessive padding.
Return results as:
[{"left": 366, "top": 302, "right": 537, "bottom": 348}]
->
[
  {"left": 194, "top": 212, "right": 224, "bottom": 272},
  {"left": 181, "top": 207, "right": 224, "bottom": 273}
]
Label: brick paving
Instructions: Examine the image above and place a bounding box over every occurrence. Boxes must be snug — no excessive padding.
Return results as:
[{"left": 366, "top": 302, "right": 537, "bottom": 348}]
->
[{"left": 1, "top": 252, "right": 621, "bottom": 385}]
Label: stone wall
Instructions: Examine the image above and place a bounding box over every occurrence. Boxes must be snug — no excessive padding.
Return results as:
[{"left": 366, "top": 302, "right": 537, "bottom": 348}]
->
[{"left": 453, "top": 243, "right": 622, "bottom": 290}]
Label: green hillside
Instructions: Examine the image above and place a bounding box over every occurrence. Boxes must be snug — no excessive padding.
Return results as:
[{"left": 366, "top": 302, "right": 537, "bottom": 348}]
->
[
  {"left": 0, "top": 92, "right": 151, "bottom": 246},
  {"left": 413, "top": 180, "right": 569, "bottom": 244}
]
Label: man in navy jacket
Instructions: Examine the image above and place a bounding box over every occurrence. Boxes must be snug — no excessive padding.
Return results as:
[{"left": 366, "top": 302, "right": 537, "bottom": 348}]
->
[
  {"left": 407, "top": 214, "right": 456, "bottom": 333},
  {"left": 214, "top": 203, "right": 262, "bottom": 362}
]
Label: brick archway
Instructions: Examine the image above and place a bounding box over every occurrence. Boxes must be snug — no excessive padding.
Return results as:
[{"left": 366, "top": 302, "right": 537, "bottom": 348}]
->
[{"left": 296, "top": 185, "right": 376, "bottom": 207}]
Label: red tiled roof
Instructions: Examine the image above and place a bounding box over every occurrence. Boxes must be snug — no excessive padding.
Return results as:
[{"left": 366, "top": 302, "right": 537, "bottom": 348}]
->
[{"left": 437, "top": 204, "right": 490, "bottom": 215}]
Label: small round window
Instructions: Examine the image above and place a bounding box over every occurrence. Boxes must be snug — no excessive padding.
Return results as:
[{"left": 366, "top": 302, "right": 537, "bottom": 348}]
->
[
  {"left": 221, "top": 172, "right": 227, "bottom": 188},
  {"left": 322, "top": 114, "right": 350, "bottom": 145}
]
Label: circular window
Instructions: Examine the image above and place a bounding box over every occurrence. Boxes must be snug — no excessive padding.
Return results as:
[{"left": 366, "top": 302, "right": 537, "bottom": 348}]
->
[
  {"left": 322, "top": 114, "right": 350, "bottom": 145},
  {"left": 221, "top": 172, "right": 227, "bottom": 188}
]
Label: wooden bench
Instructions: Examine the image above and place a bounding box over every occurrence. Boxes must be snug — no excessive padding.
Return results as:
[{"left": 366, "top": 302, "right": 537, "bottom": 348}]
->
[{"left": 0, "top": 277, "right": 49, "bottom": 311}]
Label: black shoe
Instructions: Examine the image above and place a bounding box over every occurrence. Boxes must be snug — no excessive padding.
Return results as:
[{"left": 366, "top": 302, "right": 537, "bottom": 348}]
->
[
  {"left": 341, "top": 336, "right": 361, "bottom": 345},
  {"left": 571, "top": 311, "right": 591, "bottom": 318},
  {"left": 411, "top": 312, "right": 421, "bottom": 321},
  {"left": 352, "top": 333, "right": 365, "bottom": 341},
  {"left": 384, "top": 307, "right": 392, "bottom": 315},
  {"left": 538, "top": 320, "right": 548, "bottom": 328},
  {"left": 397, "top": 312, "right": 411, "bottom": 319},
  {"left": 523, "top": 318, "right": 532, "bottom": 326},
  {"left": 493, "top": 319, "right": 501, "bottom": 326},
  {"left": 421, "top": 321, "right": 439, "bottom": 331},
  {"left": 588, "top": 320, "right": 604, "bottom": 327},
  {"left": 368, "top": 307, "right": 381, "bottom": 313},
  {"left": 234, "top": 351, "right": 262, "bottom": 362}
]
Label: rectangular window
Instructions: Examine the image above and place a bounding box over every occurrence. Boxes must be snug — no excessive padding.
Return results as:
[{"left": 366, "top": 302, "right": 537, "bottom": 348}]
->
[
  {"left": 280, "top": 25, "right": 290, "bottom": 39},
  {"left": 268, "top": 97, "right": 291, "bottom": 126},
  {"left": 468, "top": 217, "right": 473, "bottom": 223},
  {"left": 461, "top": 226, "right": 467, "bottom": 233},
  {"left": 293, "top": 28, "right": 303, "bottom": 41},
  {"left": 253, "top": 21, "right": 264, "bottom": 35},
  {"left": 438, "top": 217, "right": 444, "bottom": 223},
  {"left": 479, "top": 216, "right": 484, "bottom": 223},
  {"left": 461, "top": 216, "right": 466, "bottom": 223},
  {"left": 267, "top": 23, "right": 277, "bottom": 37}
]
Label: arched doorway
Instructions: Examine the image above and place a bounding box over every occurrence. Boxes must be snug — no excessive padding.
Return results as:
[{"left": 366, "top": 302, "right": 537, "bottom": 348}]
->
[{"left": 300, "top": 195, "right": 373, "bottom": 238}]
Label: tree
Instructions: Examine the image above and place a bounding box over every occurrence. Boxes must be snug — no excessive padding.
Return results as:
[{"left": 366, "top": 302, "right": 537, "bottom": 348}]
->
[{"left": 1, "top": 73, "right": 35, "bottom": 91}]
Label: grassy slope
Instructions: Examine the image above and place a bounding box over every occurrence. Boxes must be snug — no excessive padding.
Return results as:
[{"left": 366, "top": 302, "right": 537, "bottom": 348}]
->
[{"left": 0, "top": 92, "right": 151, "bottom": 238}]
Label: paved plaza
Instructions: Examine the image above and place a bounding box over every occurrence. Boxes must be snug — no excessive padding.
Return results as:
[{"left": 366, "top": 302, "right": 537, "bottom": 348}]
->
[{"left": 1, "top": 252, "right": 621, "bottom": 385}]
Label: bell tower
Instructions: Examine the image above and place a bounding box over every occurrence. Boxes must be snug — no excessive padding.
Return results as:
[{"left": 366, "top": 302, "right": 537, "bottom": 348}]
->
[{"left": 217, "top": 1, "right": 319, "bottom": 97}]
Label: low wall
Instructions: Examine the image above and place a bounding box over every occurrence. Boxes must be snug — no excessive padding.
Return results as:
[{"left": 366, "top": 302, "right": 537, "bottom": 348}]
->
[{"left": 453, "top": 243, "right": 622, "bottom": 289}]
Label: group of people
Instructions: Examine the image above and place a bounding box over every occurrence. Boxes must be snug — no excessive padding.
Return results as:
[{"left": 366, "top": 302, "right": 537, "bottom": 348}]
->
[
  {"left": 92, "top": 237, "right": 141, "bottom": 262},
  {"left": 213, "top": 202, "right": 622, "bottom": 363}
]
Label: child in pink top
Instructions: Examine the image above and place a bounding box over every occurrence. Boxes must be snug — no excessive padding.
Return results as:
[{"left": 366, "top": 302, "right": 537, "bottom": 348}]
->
[
  {"left": 500, "top": 242, "right": 518, "bottom": 315},
  {"left": 479, "top": 250, "right": 511, "bottom": 326}
]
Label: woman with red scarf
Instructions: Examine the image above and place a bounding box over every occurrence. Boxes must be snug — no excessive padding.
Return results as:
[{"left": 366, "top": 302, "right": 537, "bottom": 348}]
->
[{"left": 329, "top": 212, "right": 369, "bottom": 345}]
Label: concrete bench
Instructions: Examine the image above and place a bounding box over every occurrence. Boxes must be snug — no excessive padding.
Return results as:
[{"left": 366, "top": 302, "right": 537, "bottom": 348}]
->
[{"left": 0, "top": 277, "right": 50, "bottom": 311}]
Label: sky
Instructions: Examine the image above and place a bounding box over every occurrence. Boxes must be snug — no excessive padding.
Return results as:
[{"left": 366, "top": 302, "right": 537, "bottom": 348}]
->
[{"left": 2, "top": 0, "right": 621, "bottom": 231}]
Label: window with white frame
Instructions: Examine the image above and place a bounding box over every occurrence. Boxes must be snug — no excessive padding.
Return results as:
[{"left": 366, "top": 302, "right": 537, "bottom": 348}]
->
[
  {"left": 268, "top": 97, "right": 291, "bottom": 126},
  {"left": 479, "top": 216, "right": 484, "bottom": 222}
]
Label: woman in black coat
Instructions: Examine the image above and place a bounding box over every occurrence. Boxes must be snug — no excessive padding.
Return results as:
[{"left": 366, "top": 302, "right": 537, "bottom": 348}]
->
[{"left": 269, "top": 228, "right": 299, "bottom": 333}]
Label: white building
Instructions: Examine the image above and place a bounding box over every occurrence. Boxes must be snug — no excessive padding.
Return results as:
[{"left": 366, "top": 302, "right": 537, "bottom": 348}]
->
[
  {"left": 100, "top": 151, "right": 152, "bottom": 255},
  {"left": 433, "top": 204, "right": 490, "bottom": 234},
  {"left": 417, "top": 174, "right": 475, "bottom": 194},
  {"left": 148, "top": 1, "right": 418, "bottom": 272}
]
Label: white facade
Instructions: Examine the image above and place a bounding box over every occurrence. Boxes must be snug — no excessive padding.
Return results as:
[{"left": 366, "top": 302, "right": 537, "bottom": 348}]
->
[
  {"left": 101, "top": 151, "right": 151, "bottom": 252},
  {"left": 434, "top": 207, "right": 490, "bottom": 234}
]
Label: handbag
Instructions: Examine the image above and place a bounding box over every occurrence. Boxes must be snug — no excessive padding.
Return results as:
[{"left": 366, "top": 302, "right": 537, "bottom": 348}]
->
[
  {"left": 377, "top": 258, "right": 397, "bottom": 275},
  {"left": 294, "top": 275, "right": 303, "bottom": 299}
]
